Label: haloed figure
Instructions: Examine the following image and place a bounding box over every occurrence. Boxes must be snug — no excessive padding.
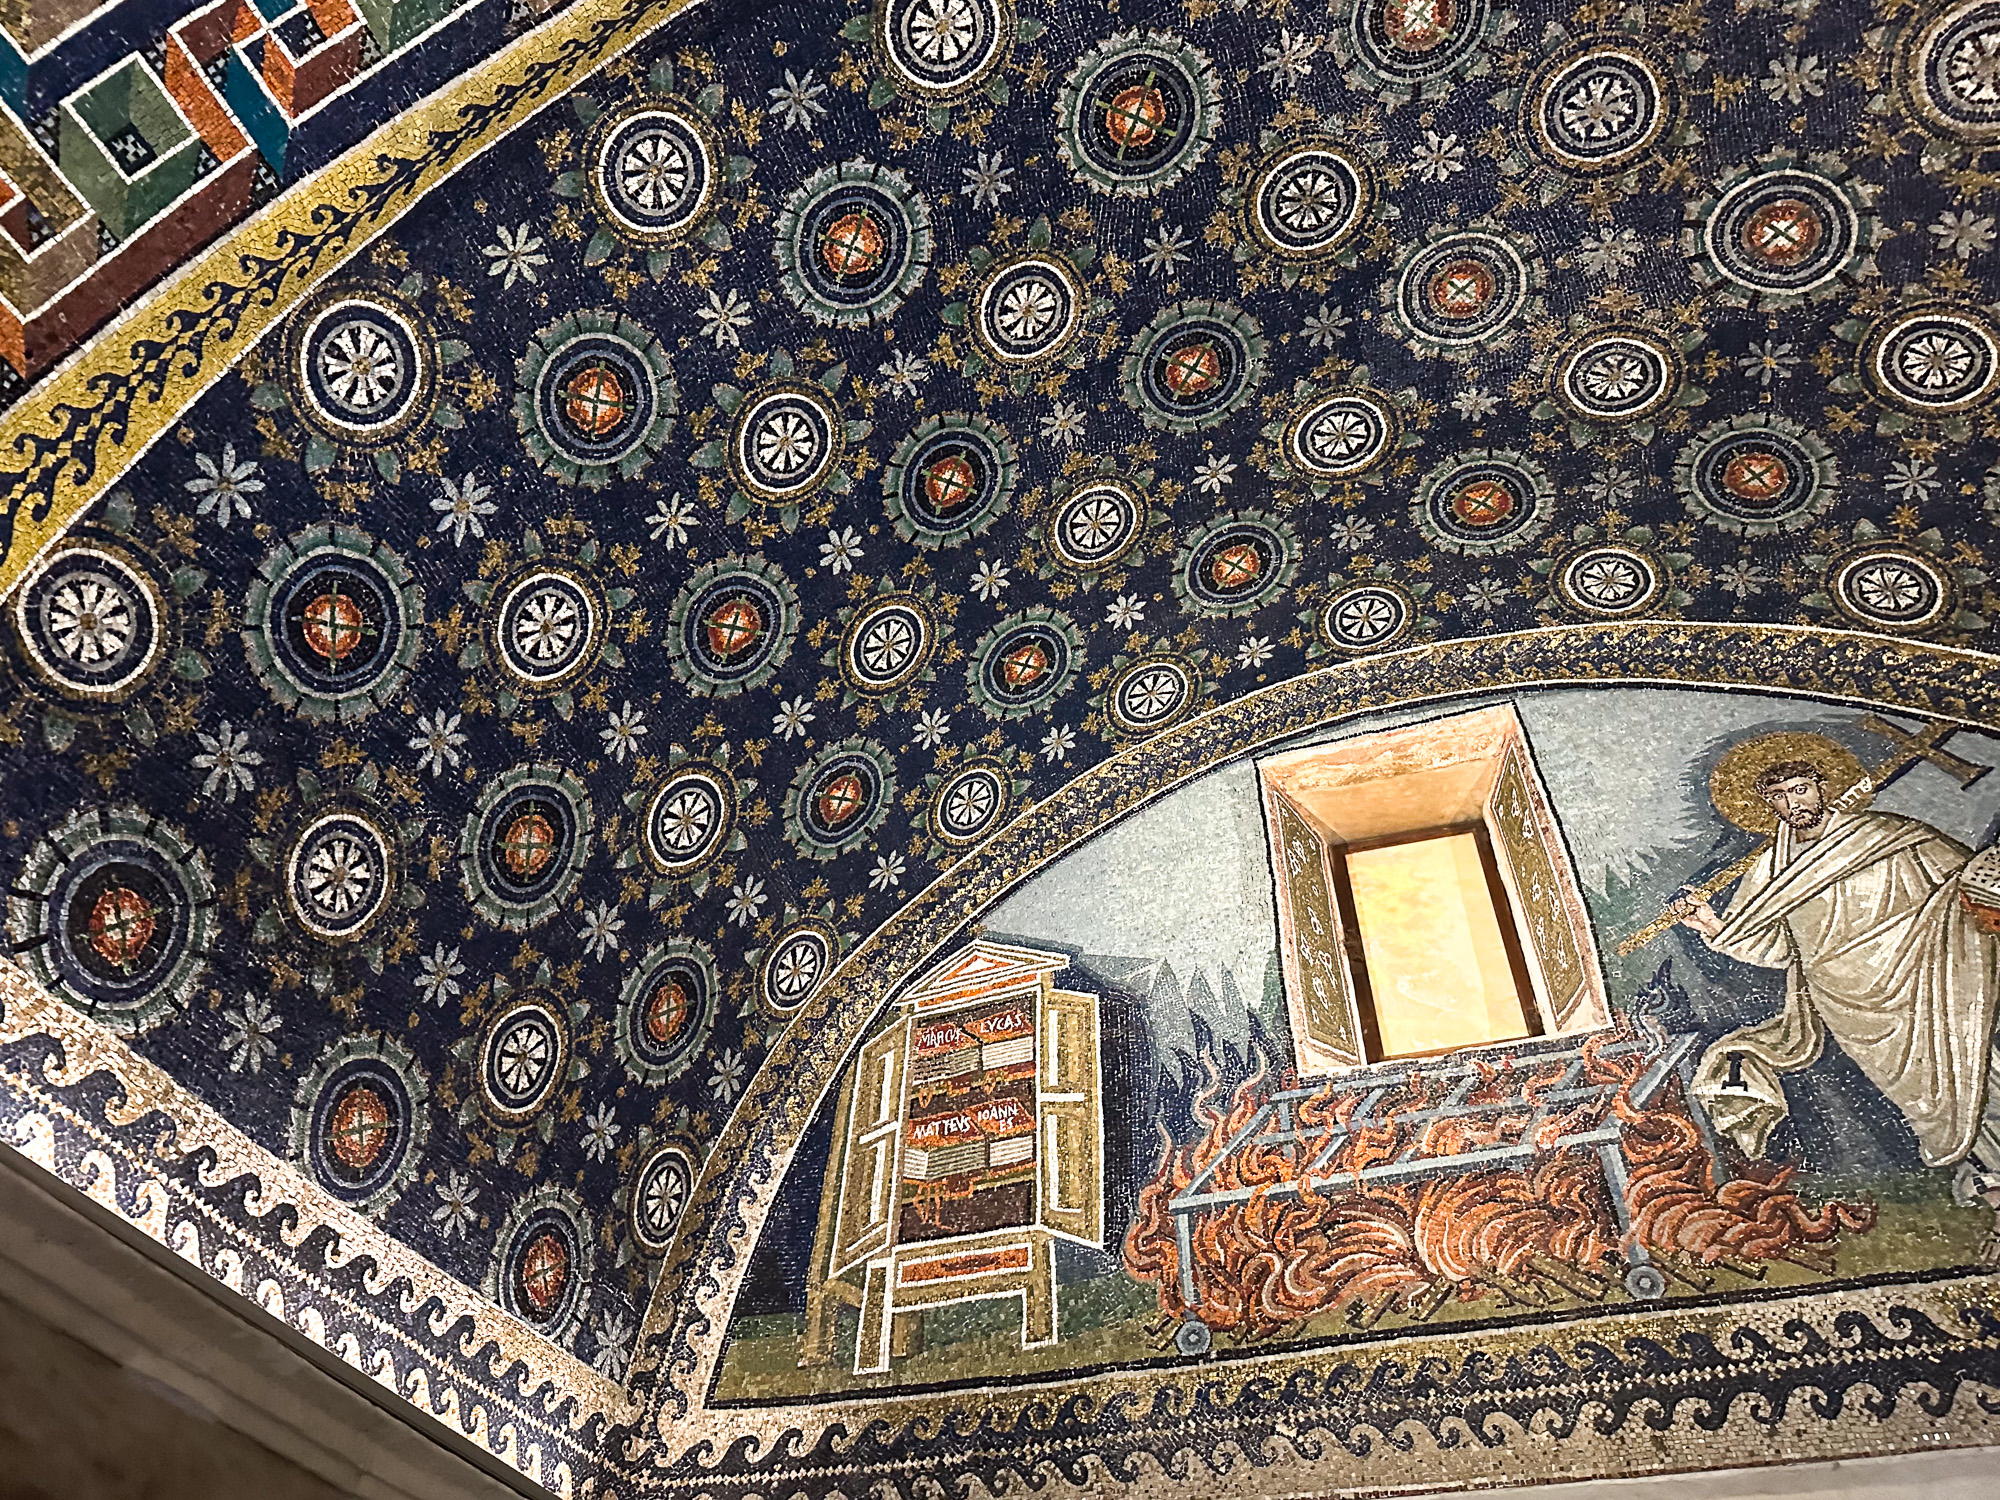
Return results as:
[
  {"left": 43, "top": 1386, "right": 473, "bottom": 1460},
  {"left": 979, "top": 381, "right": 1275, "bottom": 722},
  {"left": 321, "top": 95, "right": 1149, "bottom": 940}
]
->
[{"left": 1674, "top": 755, "right": 2000, "bottom": 1257}]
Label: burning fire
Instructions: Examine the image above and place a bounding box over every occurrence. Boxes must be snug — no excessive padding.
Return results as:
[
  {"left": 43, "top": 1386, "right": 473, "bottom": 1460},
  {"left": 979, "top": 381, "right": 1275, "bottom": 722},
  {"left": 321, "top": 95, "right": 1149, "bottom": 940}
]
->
[{"left": 1123, "top": 1017, "right": 1875, "bottom": 1341}]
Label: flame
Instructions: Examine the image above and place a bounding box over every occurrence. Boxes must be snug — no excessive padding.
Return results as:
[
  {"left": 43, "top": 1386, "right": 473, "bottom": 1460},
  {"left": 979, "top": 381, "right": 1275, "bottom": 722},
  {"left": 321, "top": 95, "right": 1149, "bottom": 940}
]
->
[{"left": 1123, "top": 1022, "right": 1874, "bottom": 1341}]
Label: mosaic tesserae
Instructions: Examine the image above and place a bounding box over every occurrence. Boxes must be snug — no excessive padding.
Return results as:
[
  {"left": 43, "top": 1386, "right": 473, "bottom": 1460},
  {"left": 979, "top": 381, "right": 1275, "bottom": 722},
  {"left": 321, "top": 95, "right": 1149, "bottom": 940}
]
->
[{"left": 4, "top": 0, "right": 2000, "bottom": 1493}]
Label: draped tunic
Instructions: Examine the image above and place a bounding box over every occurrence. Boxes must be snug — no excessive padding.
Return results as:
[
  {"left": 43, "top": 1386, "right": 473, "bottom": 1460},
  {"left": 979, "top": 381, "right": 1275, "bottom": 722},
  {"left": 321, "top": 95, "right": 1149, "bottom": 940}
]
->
[{"left": 1687, "top": 809, "right": 2000, "bottom": 1166}]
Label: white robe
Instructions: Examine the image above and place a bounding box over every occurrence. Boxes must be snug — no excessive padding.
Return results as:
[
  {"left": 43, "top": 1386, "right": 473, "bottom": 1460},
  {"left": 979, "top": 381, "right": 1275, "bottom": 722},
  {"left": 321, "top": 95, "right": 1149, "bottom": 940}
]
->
[{"left": 1687, "top": 808, "right": 2000, "bottom": 1167}]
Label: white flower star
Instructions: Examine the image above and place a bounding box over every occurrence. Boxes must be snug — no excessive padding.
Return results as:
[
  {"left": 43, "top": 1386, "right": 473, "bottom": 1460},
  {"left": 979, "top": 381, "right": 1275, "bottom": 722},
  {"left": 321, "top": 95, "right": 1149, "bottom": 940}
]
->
[
  {"left": 1452, "top": 387, "right": 1499, "bottom": 421},
  {"left": 1328, "top": 517, "right": 1376, "bottom": 550},
  {"left": 767, "top": 69, "right": 827, "bottom": 130},
  {"left": 1141, "top": 224, "right": 1192, "bottom": 278},
  {"left": 1193, "top": 454, "right": 1237, "bottom": 494},
  {"left": 726, "top": 875, "right": 768, "bottom": 926},
  {"left": 1257, "top": 28, "right": 1321, "bottom": 88},
  {"left": 1106, "top": 594, "right": 1146, "bottom": 629},
  {"left": 1580, "top": 228, "right": 1642, "bottom": 277},
  {"left": 1932, "top": 209, "right": 1996, "bottom": 261},
  {"left": 1738, "top": 338, "right": 1798, "bottom": 387},
  {"left": 482, "top": 223, "right": 548, "bottom": 289},
  {"left": 192, "top": 721, "right": 261, "bottom": 804},
  {"left": 220, "top": 992, "right": 279, "bottom": 1074},
  {"left": 912, "top": 708, "right": 952, "bottom": 749},
  {"left": 971, "top": 560, "right": 1012, "bottom": 600},
  {"left": 580, "top": 900, "right": 624, "bottom": 960},
  {"left": 582, "top": 1102, "right": 621, "bottom": 1162},
  {"left": 708, "top": 1048, "right": 746, "bottom": 1103},
  {"left": 1411, "top": 130, "right": 1465, "bottom": 183},
  {"left": 820, "top": 525, "right": 864, "bottom": 574},
  {"left": 1761, "top": 53, "right": 1826, "bottom": 105},
  {"left": 409, "top": 709, "right": 465, "bottom": 777},
  {"left": 185, "top": 443, "right": 264, "bottom": 528},
  {"left": 961, "top": 151, "right": 1014, "bottom": 210},
  {"left": 600, "top": 701, "right": 647, "bottom": 763},
  {"left": 432, "top": 1171, "right": 478, "bottom": 1239},
  {"left": 1236, "top": 635, "right": 1274, "bottom": 670},
  {"left": 1040, "top": 400, "right": 1086, "bottom": 447},
  {"left": 433, "top": 472, "right": 496, "bottom": 546},
  {"left": 1885, "top": 459, "right": 1939, "bottom": 502},
  {"left": 878, "top": 349, "right": 932, "bottom": 397},
  {"left": 697, "top": 287, "right": 754, "bottom": 348},
  {"left": 647, "top": 492, "right": 699, "bottom": 545},
  {"left": 1303, "top": 303, "right": 1350, "bottom": 349},
  {"left": 417, "top": 943, "right": 466, "bottom": 1006},
  {"left": 589, "top": 1307, "right": 633, "bottom": 1379},
  {"left": 773, "top": 694, "right": 816, "bottom": 740}
]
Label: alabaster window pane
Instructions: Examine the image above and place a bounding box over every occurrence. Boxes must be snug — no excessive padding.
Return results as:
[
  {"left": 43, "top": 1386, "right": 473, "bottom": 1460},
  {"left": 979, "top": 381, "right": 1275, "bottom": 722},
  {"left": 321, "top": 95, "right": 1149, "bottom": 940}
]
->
[{"left": 1345, "top": 831, "right": 1533, "bottom": 1058}]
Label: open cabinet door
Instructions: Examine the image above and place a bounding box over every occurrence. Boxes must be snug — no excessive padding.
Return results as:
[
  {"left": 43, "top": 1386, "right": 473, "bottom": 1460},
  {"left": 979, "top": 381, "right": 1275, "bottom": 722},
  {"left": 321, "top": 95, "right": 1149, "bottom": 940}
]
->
[
  {"left": 1037, "top": 987, "right": 1103, "bottom": 1246},
  {"left": 1269, "top": 792, "right": 1365, "bottom": 1074},
  {"left": 827, "top": 1021, "right": 907, "bottom": 1279}
]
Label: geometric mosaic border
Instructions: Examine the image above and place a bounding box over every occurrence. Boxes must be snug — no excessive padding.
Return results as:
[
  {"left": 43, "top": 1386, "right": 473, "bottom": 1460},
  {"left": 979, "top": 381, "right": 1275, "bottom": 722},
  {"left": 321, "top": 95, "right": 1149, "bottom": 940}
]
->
[{"left": 0, "top": 0, "right": 702, "bottom": 602}]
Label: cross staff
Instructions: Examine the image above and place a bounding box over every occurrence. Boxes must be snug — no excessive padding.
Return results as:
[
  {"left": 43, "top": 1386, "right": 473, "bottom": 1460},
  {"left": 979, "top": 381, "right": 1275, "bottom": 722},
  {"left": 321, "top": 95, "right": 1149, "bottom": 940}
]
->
[
  {"left": 1614, "top": 719, "right": 1991, "bottom": 958},
  {"left": 1855, "top": 715, "right": 1991, "bottom": 790}
]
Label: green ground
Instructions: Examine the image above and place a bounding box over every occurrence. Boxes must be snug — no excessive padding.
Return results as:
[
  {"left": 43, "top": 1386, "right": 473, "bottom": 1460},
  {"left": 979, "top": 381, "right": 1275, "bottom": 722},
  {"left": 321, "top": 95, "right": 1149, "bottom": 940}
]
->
[{"left": 710, "top": 1168, "right": 1991, "bottom": 1403}]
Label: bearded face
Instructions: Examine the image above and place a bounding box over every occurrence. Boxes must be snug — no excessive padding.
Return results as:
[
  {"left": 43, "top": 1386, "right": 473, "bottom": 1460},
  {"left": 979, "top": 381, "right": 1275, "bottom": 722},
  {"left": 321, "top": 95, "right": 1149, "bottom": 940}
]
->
[{"left": 1758, "top": 773, "right": 1828, "bottom": 832}]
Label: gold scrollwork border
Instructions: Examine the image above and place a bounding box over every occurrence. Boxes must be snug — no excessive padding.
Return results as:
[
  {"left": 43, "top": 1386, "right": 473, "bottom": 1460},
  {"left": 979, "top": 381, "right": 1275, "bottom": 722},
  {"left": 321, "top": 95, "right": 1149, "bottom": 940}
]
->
[
  {"left": 626, "top": 622, "right": 2000, "bottom": 1490},
  {"left": 0, "top": 0, "right": 706, "bottom": 600}
]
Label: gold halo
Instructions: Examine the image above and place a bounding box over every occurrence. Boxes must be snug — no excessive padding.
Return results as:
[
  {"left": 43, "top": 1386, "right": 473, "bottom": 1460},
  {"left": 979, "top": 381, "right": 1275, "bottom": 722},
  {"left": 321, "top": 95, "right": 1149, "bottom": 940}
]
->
[{"left": 1709, "top": 732, "right": 1869, "bottom": 834}]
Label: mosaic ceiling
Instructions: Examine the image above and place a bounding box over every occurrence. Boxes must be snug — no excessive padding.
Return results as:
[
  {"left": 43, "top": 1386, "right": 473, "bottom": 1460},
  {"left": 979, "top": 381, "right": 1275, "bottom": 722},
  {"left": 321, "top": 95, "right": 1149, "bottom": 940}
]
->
[{"left": 5, "top": 0, "right": 2000, "bottom": 1489}]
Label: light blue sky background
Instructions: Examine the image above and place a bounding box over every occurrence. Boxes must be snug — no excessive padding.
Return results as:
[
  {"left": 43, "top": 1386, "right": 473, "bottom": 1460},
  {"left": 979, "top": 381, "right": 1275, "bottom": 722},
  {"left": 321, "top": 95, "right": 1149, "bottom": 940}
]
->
[{"left": 986, "top": 686, "right": 2000, "bottom": 991}]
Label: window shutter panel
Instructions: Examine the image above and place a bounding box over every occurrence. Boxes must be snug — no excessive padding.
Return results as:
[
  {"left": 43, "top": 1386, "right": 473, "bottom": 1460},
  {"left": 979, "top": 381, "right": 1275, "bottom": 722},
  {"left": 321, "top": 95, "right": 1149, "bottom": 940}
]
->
[
  {"left": 828, "top": 1020, "right": 907, "bottom": 1276},
  {"left": 1036, "top": 987, "right": 1103, "bottom": 1245},
  {"left": 1271, "top": 793, "right": 1366, "bottom": 1070},
  {"left": 1485, "top": 745, "right": 1592, "bottom": 1028}
]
